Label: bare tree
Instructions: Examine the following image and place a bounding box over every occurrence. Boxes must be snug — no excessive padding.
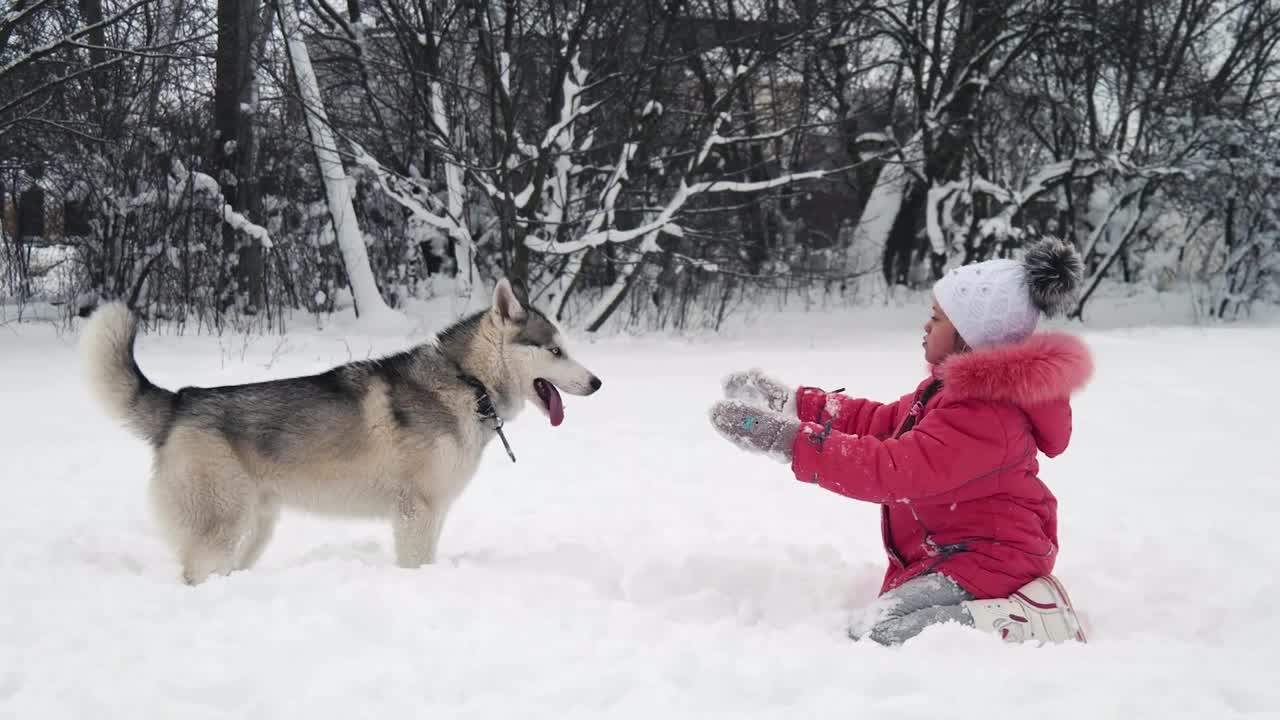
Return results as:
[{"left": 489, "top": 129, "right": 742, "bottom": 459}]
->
[
  {"left": 4, "top": 0, "right": 1277, "bottom": 327},
  {"left": 317, "top": 0, "right": 853, "bottom": 329},
  {"left": 213, "top": 0, "right": 273, "bottom": 312},
  {"left": 278, "top": 0, "right": 400, "bottom": 325}
]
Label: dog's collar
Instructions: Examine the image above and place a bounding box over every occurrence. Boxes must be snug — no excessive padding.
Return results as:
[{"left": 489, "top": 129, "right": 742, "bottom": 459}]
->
[{"left": 457, "top": 371, "right": 516, "bottom": 463}]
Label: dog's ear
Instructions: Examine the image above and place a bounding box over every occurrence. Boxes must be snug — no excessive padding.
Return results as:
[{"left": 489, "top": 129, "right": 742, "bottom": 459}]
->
[
  {"left": 508, "top": 277, "right": 530, "bottom": 307},
  {"left": 492, "top": 277, "right": 527, "bottom": 324}
]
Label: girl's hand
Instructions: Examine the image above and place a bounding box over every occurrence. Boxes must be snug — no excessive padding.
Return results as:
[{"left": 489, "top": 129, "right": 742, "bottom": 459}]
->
[
  {"left": 722, "top": 369, "right": 795, "bottom": 414},
  {"left": 708, "top": 400, "right": 799, "bottom": 463}
]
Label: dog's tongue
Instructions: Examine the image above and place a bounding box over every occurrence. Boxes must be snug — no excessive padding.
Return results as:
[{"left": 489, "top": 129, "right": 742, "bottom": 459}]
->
[{"left": 546, "top": 382, "right": 564, "bottom": 427}]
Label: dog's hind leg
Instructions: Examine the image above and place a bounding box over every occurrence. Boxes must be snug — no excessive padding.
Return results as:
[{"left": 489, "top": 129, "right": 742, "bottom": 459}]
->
[
  {"left": 162, "top": 487, "right": 251, "bottom": 585},
  {"left": 392, "top": 493, "right": 447, "bottom": 568},
  {"left": 175, "top": 480, "right": 254, "bottom": 585},
  {"left": 236, "top": 493, "right": 280, "bottom": 571},
  {"left": 151, "top": 432, "right": 254, "bottom": 585}
]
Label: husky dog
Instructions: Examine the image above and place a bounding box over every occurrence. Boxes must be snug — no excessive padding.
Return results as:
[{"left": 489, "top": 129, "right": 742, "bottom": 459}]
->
[{"left": 82, "top": 280, "right": 601, "bottom": 584}]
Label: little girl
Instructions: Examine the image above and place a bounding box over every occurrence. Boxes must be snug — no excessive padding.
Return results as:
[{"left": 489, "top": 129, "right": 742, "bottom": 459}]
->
[{"left": 710, "top": 238, "right": 1093, "bottom": 645}]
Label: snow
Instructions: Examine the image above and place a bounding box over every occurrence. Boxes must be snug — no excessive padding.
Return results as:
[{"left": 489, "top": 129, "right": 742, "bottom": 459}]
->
[
  {"left": 499, "top": 51, "right": 511, "bottom": 94},
  {"left": 188, "top": 168, "right": 222, "bottom": 197},
  {"left": 162, "top": 163, "right": 271, "bottom": 247},
  {"left": 526, "top": 170, "right": 828, "bottom": 256},
  {"left": 222, "top": 204, "right": 272, "bottom": 248},
  {"left": 2, "top": 307, "right": 1279, "bottom": 718},
  {"left": 976, "top": 215, "right": 1016, "bottom": 243},
  {"left": 538, "top": 53, "right": 596, "bottom": 154},
  {"left": 854, "top": 131, "right": 891, "bottom": 145}
]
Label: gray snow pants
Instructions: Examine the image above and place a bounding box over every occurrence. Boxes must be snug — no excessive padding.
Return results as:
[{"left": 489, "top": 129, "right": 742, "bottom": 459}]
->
[{"left": 854, "top": 573, "right": 976, "bottom": 646}]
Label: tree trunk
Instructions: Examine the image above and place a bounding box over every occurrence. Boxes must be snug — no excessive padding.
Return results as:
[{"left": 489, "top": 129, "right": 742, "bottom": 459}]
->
[
  {"left": 883, "top": 183, "right": 928, "bottom": 285},
  {"left": 1216, "top": 199, "right": 1240, "bottom": 318},
  {"left": 76, "top": 0, "right": 110, "bottom": 117},
  {"left": 851, "top": 136, "right": 914, "bottom": 283},
  {"left": 214, "top": 0, "right": 265, "bottom": 313}
]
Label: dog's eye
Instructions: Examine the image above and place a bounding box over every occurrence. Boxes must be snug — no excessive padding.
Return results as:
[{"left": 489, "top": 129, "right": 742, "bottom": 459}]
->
[{"left": 548, "top": 347, "right": 563, "bottom": 357}]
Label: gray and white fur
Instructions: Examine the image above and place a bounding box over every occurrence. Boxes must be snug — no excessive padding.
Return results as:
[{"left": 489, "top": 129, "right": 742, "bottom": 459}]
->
[
  {"left": 81, "top": 280, "right": 601, "bottom": 584},
  {"left": 1022, "top": 237, "right": 1083, "bottom": 317}
]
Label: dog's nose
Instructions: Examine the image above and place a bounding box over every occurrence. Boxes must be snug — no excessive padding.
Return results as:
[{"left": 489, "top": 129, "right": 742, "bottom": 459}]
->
[{"left": 589, "top": 376, "right": 602, "bottom": 393}]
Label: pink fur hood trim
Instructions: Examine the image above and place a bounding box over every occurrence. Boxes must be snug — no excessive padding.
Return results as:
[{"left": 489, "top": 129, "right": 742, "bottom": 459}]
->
[{"left": 937, "top": 332, "right": 1093, "bottom": 406}]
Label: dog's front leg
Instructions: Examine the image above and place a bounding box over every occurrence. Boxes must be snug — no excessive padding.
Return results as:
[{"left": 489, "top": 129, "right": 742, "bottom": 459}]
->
[{"left": 392, "top": 492, "right": 445, "bottom": 568}]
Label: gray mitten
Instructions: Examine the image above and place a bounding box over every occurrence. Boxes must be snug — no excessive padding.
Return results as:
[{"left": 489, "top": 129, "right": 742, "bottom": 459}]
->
[
  {"left": 708, "top": 400, "right": 800, "bottom": 463},
  {"left": 722, "top": 368, "right": 795, "bottom": 414}
]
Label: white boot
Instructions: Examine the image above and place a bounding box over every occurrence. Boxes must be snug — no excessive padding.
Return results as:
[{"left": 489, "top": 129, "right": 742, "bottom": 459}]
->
[{"left": 963, "top": 575, "right": 1087, "bottom": 644}]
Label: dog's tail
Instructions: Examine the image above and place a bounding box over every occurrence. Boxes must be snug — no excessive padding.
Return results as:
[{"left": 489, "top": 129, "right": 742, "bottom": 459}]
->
[{"left": 81, "top": 302, "right": 175, "bottom": 445}]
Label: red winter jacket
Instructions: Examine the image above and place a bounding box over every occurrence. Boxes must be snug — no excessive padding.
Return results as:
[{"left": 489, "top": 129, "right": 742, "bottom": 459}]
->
[{"left": 789, "top": 333, "right": 1093, "bottom": 599}]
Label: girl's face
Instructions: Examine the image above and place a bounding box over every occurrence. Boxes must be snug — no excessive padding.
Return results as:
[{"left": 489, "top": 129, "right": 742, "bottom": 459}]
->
[{"left": 924, "top": 301, "right": 965, "bottom": 365}]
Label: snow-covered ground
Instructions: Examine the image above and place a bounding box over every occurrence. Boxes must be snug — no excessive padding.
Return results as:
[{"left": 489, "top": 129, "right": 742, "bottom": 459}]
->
[{"left": 2, "top": 305, "right": 1278, "bottom": 719}]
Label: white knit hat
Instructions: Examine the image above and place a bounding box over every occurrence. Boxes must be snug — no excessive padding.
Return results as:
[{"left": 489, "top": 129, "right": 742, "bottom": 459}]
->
[{"left": 932, "top": 239, "right": 1084, "bottom": 350}]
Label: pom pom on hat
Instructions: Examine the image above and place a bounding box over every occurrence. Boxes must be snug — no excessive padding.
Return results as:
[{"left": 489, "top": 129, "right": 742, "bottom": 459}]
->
[{"left": 1023, "top": 237, "right": 1083, "bottom": 317}]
